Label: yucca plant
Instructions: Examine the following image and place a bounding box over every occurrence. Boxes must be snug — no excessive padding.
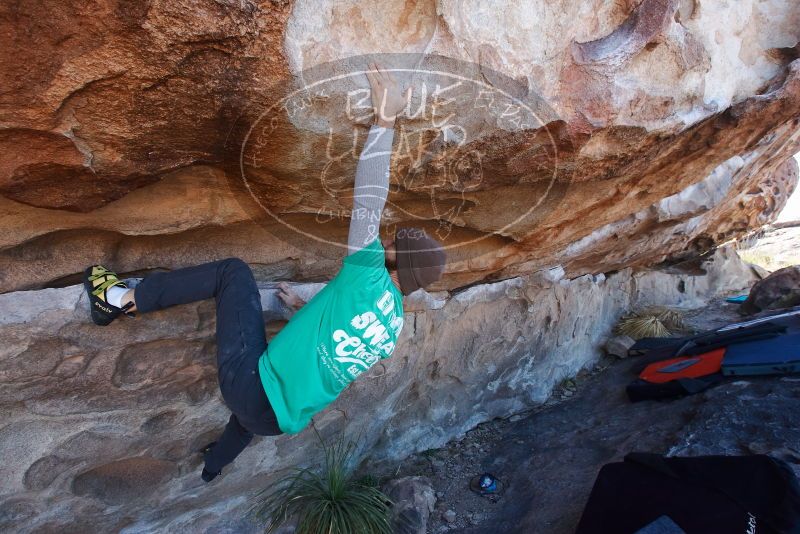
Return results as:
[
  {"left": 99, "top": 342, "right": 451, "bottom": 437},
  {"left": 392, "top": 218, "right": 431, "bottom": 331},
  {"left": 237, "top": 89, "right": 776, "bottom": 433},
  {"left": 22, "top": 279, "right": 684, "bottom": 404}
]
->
[
  {"left": 615, "top": 307, "right": 685, "bottom": 340},
  {"left": 250, "top": 429, "right": 394, "bottom": 534}
]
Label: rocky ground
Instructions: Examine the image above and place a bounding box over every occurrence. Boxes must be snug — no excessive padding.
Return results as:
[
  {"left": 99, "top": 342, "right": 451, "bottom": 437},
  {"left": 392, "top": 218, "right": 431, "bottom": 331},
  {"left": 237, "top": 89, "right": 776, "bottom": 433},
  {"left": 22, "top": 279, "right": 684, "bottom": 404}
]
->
[{"left": 368, "top": 299, "right": 800, "bottom": 534}]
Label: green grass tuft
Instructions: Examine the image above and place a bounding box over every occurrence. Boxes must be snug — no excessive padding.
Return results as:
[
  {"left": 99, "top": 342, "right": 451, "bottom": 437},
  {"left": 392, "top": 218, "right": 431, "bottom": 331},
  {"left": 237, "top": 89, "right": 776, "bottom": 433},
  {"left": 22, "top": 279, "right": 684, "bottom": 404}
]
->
[{"left": 250, "top": 429, "right": 394, "bottom": 534}]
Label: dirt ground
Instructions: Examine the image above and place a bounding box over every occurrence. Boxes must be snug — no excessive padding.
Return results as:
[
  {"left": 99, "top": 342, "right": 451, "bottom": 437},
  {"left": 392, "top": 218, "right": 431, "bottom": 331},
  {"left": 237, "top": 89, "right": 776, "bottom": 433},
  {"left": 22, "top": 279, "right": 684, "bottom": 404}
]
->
[{"left": 369, "top": 299, "right": 800, "bottom": 533}]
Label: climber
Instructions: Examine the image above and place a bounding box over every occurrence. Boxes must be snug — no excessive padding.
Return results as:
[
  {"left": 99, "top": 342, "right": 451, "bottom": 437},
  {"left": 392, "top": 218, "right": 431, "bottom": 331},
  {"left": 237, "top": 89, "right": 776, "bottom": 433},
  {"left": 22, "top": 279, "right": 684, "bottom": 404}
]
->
[{"left": 82, "top": 63, "right": 446, "bottom": 482}]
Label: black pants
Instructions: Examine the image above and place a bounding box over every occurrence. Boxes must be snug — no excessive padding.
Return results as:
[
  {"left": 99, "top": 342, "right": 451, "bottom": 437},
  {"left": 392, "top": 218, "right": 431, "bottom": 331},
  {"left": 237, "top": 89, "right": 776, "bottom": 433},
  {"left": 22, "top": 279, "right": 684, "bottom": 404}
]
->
[{"left": 134, "top": 258, "right": 282, "bottom": 474}]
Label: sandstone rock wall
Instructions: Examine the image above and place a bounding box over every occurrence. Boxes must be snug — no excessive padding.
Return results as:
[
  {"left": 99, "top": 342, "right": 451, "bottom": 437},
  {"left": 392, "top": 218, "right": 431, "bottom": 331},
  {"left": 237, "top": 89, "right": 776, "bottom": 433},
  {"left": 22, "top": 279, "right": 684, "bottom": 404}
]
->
[
  {"left": 2, "top": 0, "right": 800, "bottom": 531},
  {"left": 0, "top": 246, "right": 757, "bottom": 532},
  {"left": 0, "top": 0, "right": 798, "bottom": 293}
]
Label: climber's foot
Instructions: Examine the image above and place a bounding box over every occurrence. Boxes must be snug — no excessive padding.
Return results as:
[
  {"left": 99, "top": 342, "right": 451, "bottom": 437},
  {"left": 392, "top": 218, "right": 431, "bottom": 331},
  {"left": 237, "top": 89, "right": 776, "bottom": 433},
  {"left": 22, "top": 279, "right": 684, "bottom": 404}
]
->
[
  {"left": 83, "top": 265, "right": 136, "bottom": 326},
  {"left": 200, "top": 442, "right": 221, "bottom": 483},
  {"left": 201, "top": 467, "right": 221, "bottom": 483}
]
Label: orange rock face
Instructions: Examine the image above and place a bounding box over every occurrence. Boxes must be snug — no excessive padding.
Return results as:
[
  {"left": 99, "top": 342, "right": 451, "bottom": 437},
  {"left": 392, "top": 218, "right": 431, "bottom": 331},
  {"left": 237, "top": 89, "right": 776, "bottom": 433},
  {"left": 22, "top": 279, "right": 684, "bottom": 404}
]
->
[
  {"left": 2, "top": 3, "right": 800, "bottom": 530},
  {"left": 0, "top": 0, "right": 798, "bottom": 295}
]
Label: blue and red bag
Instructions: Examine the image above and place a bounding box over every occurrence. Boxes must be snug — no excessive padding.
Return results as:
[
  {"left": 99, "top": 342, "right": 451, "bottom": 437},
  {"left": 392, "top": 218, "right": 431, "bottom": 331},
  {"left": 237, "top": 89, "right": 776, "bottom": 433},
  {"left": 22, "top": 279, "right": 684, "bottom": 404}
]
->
[{"left": 626, "top": 348, "right": 725, "bottom": 402}]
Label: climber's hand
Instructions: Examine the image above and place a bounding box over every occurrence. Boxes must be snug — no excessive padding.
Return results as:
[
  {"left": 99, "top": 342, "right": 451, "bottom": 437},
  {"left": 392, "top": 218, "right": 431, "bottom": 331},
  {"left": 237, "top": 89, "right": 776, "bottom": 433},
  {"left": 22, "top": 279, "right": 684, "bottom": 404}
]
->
[
  {"left": 277, "top": 282, "right": 306, "bottom": 311},
  {"left": 365, "top": 62, "right": 411, "bottom": 128}
]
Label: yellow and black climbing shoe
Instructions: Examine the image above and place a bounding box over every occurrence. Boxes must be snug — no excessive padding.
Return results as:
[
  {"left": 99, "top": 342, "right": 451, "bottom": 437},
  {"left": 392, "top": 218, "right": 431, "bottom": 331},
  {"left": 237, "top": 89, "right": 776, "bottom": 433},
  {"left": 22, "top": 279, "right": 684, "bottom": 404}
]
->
[{"left": 83, "top": 265, "right": 135, "bottom": 326}]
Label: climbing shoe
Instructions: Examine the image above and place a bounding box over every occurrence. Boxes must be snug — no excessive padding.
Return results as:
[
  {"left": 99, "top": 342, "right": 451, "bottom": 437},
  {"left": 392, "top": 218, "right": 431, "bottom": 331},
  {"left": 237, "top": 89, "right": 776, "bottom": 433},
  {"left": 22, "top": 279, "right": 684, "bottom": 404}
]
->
[
  {"left": 200, "top": 442, "right": 221, "bottom": 482},
  {"left": 83, "top": 265, "right": 135, "bottom": 326},
  {"left": 201, "top": 467, "right": 221, "bottom": 483}
]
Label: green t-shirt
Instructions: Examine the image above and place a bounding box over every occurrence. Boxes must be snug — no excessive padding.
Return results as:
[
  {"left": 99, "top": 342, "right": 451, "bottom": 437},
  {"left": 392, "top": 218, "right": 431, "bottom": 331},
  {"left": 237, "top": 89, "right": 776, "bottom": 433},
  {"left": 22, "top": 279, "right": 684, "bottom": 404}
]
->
[{"left": 258, "top": 239, "right": 405, "bottom": 434}]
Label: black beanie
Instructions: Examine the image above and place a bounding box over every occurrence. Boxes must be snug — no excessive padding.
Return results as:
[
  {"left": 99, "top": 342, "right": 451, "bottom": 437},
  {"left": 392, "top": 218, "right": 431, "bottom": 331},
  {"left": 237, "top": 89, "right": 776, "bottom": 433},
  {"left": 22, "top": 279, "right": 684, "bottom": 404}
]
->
[{"left": 395, "top": 227, "right": 446, "bottom": 295}]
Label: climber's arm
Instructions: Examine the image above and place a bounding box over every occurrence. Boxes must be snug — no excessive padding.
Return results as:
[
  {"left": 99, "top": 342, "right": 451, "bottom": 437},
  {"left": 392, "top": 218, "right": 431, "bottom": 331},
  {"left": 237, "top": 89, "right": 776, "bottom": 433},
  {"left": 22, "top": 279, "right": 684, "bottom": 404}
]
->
[
  {"left": 347, "top": 126, "right": 394, "bottom": 254},
  {"left": 347, "top": 63, "right": 410, "bottom": 255}
]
